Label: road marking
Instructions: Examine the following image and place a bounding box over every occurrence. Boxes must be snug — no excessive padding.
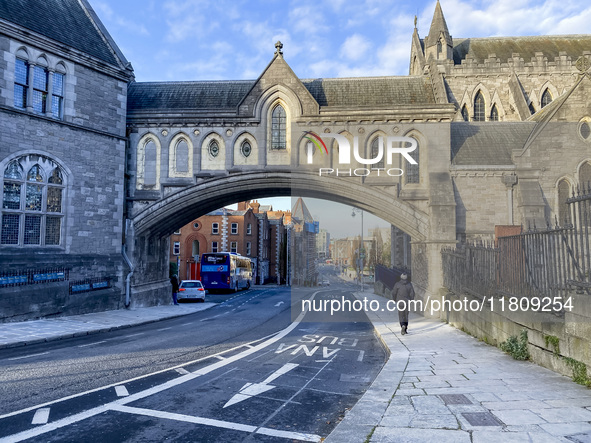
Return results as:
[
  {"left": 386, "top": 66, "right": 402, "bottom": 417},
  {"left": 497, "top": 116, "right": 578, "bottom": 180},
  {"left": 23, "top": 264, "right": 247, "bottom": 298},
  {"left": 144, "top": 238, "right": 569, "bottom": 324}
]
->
[
  {"left": 175, "top": 368, "right": 189, "bottom": 375},
  {"left": 181, "top": 323, "right": 193, "bottom": 326},
  {"left": 224, "top": 363, "right": 299, "bottom": 408},
  {"left": 274, "top": 301, "right": 285, "bottom": 307},
  {"left": 31, "top": 408, "right": 50, "bottom": 425},
  {"left": 123, "top": 333, "right": 144, "bottom": 338},
  {"left": 77, "top": 341, "right": 106, "bottom": 348},
  {"left": 8, "top": 352, "right": 49, "bottom": 361},
  {"left": 110, "top": 405, "right": 321, "bottom": 442},
  {"left": 213, "top": 355, "right": 226, "bottom": 360},
  {"left": 0, "top": 291, "right": 322, "bottom": 442},
  {"left": 115, "top": 386, "right": 129, "bottom": 397},
  {"left": 157, "top": 327, "right": 172, "bottom": 331}
]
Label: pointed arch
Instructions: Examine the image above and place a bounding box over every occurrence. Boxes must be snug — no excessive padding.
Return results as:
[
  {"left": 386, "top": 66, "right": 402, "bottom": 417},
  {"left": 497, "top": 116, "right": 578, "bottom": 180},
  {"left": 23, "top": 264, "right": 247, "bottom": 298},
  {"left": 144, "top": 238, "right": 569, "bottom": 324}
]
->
[
  {"left": 169, "top": 132, "right": 193, "bottom": 178},
  {"left": 473, "top": 91, "right": 485, "bottom": 121},
  {"left": 201, "top": 132, "right": 225, "bottom": 170},
  {"left": 403, "top": 129, "right": 424, "bottom": 184},
  {"left": 556, "top": 177, "right": 573, "bottom": 226},
  {"left": 136, "top": 132, "right": 161, "bottom": 190},
  {"left": 233, "top": 132, "right": 258, "bottom": 166}
]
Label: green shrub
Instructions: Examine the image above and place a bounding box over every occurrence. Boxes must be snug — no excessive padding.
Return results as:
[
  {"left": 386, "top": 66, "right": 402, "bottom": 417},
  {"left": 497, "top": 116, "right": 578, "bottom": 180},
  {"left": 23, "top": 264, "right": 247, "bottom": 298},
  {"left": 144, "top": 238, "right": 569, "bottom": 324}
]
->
[{"left": 500, "top": 329, "right": 530, "bottom": 360}]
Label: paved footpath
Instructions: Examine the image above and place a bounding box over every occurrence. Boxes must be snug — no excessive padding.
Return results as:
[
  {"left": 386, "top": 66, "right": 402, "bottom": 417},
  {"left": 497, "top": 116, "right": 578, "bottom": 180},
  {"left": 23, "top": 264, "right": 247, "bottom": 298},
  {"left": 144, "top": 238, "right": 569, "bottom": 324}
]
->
[
  {"left": 327, "top": 291, "right": 591, "bottom": 443},
  {"left": 1, "top": 290, "right": 591, "bottom": 442}
]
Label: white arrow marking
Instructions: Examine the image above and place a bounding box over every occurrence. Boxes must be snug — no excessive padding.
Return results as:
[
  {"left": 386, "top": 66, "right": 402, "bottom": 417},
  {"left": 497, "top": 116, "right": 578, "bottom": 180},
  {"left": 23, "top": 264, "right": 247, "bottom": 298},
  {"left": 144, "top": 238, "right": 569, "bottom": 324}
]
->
[
  {"left": 223, "top": 363, "right": 298, "bottom": 408},
  {"left": 274, "top": 301, "right": 285, "bottom": 307}
]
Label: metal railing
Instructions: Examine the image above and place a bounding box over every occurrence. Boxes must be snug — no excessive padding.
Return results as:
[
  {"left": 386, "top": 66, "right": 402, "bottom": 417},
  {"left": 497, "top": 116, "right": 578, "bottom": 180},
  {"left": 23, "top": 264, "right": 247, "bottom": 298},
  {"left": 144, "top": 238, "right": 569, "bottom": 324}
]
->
[
  {"left": 443, "top": 186, "right": 591, "bottom": 299},
  {"left": 0, "top": 267, "right": 69, "bottom": 288}
]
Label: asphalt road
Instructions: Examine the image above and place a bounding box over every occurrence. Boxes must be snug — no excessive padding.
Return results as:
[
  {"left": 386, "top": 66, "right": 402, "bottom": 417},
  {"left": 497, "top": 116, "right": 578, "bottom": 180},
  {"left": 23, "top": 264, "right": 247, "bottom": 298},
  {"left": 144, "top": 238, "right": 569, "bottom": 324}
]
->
[{"left": 0, "top": 281, "right": 387, "bottom": 442}]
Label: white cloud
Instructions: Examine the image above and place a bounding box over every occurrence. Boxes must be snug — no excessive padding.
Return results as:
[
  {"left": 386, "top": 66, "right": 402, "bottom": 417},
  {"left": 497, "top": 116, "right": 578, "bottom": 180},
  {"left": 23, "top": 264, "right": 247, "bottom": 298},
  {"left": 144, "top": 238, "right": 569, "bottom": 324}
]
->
[{"left": 340, "top": 34, "right": 372, "bottom": 61}]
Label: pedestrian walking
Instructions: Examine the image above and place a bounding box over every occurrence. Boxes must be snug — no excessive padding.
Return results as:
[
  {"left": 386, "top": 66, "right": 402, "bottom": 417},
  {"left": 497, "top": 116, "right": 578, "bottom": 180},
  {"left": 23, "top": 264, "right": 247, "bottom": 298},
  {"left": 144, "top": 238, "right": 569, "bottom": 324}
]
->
[
  {"left": 391, "top": 273, "right": 414, "bottom": 335},
  {"left": 170, "top": 274, "right": 180, "bottom": 305}
]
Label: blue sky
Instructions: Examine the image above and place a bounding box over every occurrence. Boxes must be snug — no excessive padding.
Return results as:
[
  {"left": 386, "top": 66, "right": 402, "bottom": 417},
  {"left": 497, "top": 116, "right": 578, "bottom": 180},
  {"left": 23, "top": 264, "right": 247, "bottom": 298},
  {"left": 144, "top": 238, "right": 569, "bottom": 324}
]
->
[{"left": 93, "top": 0, "right": 591, "bottom": 82}]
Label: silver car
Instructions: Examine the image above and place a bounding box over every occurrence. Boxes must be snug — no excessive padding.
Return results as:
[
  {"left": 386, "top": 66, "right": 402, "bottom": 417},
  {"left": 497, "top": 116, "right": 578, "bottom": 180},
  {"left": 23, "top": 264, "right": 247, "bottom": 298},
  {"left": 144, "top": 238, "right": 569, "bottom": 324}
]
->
[{"left": 178, "top": 280, "right": 206, "bottom": 302}]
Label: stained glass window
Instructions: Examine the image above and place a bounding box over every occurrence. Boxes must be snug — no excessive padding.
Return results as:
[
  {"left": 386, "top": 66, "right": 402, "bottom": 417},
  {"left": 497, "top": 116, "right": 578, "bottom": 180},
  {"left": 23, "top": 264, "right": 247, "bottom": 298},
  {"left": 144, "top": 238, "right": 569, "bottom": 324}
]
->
[{"left": 271, "top": 105, "right": 286, "bottom": 149}]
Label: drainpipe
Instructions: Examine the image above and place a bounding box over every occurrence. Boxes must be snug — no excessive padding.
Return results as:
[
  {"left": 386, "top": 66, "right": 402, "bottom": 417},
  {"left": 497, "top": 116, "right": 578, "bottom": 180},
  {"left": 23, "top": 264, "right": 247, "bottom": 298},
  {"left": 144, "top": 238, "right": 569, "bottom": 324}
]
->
[{"left": 122, "top": 220, "right": 134, "bottom": 308}]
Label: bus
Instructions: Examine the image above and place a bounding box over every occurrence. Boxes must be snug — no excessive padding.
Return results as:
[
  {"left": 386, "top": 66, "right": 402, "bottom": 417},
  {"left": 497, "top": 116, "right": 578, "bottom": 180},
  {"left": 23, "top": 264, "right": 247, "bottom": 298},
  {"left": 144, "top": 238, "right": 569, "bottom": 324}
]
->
[{"left": 200, "top": 252, "right": 253, "bottom": 292}]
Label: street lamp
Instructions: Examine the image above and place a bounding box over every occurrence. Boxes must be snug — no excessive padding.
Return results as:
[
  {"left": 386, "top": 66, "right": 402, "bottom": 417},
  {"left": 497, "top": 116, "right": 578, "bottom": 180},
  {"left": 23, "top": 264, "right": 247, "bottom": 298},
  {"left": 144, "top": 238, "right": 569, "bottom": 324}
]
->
[{"left": 351, "top": 207, "right": 364, "bottom": 292}]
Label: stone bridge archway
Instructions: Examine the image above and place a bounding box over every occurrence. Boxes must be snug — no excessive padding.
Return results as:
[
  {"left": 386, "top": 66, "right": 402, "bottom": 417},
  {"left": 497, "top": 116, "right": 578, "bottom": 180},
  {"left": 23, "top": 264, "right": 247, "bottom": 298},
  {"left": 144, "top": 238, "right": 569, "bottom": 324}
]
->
[{"left": 127, "top": 169, "right": 452, "bottom": 308}]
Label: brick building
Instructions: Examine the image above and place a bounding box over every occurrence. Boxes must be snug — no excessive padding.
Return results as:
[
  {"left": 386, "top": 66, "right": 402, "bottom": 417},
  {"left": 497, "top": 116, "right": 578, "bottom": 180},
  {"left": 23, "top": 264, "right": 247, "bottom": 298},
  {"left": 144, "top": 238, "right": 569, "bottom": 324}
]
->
[{"left": 170, "top": 201, "right": 287, "bottom": 284}]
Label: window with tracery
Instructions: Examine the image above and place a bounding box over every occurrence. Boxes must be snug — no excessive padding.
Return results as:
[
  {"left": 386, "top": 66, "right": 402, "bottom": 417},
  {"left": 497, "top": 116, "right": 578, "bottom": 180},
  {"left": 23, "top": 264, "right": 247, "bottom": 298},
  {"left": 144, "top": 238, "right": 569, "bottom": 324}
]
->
[
  {"left": 371, "top": 137, "right": 385, "bottom": 169},
  {"left": 490, "top": 104, "right": 499, "bottom": 121},
  {"left": 473, "top": 91, "right": 485, "bottom": 121},
  {"left": 1, "top": 156, "right": 65, "bottom": 246},
  {"left": 271, "top": 104, "right": 286, "bottom": 149},
  {"left": 541, "top": 89, "right": 553, "bottom": 108},
  {"left": 405, "top": 138, "right": 420, "bottom": 184}
]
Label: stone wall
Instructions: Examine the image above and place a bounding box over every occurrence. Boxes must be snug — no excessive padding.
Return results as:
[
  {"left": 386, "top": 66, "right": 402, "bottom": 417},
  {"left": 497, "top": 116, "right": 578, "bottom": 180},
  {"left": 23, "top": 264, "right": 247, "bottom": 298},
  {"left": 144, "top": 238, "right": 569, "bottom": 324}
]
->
[{"left": 445, "top": 291, "right": 591, "bottom": 385}]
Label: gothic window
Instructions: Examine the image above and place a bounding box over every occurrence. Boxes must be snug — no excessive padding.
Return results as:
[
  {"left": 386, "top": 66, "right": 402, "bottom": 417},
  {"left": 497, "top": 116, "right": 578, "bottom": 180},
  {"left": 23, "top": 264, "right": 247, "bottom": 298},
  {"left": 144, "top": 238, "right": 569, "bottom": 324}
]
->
[
  {"left": 14, "top": 59, "right": 29, "bottom": 109},
  {"left": 1, "top": 156, "right": 65, "bottom": 246},
  {"left": 461, "top": 105, "right": 469, "bottom": 122},
  {"left": 175, "top": 139, "right": 189, "bottom": 173},
  {"left": 208, "top": 140, "right": 220, "bottom": 157},
  {"left": 541, "top": 89, "right": 553, "bottom": 108},
  {"left": 490, "top": 104, "right": 499, "bottom": 121},
  {"left": 271, "top": 104, "right": 286, "bottom": 150},
  {"left": 405, "top": 138, "right": 420, "bottom": 184},
  {"left": 557, "top": 179, "right": 571, "bottom": 226},
  {"left": 370, "top": 137, "right": 385, "bottom": 169},
  {"left": 32, "top": 65, "right": 48, "bottom": 113},
  {"left": 473, "top": 91, "right": 485, "bottom": 121},
  {"left": 143, "top": 139, "right": 157, "bottom": 186},
  {"left": 241, "top": 140, "right": 252, "bottom": 158},
  {"left": 580, "top": 121, "right": 591, "bottom": 141},
  {"left": 52, "top": 71, "right": 64, "bottom": 119}
]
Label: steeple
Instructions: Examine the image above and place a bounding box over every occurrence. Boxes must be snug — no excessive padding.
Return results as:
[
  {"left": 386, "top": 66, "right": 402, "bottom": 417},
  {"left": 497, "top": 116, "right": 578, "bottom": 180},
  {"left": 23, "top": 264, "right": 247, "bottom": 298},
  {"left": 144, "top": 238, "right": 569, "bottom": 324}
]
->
[{"left": 424, "top": 0, "right": 453, "bottom": 62}]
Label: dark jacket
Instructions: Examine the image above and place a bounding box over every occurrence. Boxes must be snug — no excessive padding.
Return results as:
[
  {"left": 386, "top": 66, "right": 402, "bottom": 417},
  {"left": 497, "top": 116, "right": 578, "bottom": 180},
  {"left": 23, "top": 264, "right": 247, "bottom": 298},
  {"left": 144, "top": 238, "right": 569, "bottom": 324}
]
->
[
  {"left": 391, "top": 280, "right": 415, "bottom": 302},
  {"left": 170, "top": 275, "right": 179, "bottom": 292}
]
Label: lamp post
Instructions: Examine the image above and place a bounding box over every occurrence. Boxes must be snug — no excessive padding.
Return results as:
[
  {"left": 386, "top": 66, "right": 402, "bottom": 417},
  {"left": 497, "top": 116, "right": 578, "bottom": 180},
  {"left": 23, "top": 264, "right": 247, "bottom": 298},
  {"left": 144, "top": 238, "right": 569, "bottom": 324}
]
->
[{"left": 351, "top": 207, "right": 364, "bottom": 292}]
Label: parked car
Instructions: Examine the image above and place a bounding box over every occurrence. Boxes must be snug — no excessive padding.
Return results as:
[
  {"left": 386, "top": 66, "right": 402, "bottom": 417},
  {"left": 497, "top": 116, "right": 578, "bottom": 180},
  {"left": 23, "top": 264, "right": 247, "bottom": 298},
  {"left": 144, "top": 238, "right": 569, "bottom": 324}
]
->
[
  {"left": 178, "top": 280, "right": 206, "bottom": 302},
  {"left": 320, "top": 279, "right": 330, "bottom": 287}
]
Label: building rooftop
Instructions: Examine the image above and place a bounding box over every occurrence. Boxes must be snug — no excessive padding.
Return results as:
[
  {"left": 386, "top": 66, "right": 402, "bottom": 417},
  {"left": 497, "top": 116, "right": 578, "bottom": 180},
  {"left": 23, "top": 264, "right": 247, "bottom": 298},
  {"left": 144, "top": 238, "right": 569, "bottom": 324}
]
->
[{"left": 0, "top": 0, "right": 120, "bottom": 65}]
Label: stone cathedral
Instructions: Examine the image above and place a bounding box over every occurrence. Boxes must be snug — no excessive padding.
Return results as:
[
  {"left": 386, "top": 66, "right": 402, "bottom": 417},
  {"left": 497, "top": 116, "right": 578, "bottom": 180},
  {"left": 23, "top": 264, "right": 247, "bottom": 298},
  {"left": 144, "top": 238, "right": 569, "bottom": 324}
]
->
[{"left": 0, "top": 0, "right": 590, "bottom": 321}]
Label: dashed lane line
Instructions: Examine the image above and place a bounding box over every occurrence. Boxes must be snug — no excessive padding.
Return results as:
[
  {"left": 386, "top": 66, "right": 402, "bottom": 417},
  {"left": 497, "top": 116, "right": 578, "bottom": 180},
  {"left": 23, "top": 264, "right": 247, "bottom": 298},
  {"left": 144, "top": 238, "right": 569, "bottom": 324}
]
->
[{"left": 8, "top": 352, "right": 49, "bottom": 361}]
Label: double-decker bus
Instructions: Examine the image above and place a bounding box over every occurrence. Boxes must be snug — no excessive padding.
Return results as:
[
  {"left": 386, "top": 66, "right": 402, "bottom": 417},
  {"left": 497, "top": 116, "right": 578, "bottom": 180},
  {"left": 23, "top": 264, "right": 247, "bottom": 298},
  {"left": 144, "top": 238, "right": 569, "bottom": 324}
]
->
[{"left": 200, "top": 252, "right": 253, "bottom": 292}]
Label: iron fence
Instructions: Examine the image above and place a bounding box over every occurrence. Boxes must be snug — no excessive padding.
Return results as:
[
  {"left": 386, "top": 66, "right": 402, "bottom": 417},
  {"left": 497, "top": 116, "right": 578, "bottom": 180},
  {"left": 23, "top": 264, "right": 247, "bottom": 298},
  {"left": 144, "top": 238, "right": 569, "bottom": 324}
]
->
[
  {"left": 0, "top": 267, "right": 69, "bottom": 288},
  {"left": 443, "top": 186, "right": 591, "bottom": 299}
]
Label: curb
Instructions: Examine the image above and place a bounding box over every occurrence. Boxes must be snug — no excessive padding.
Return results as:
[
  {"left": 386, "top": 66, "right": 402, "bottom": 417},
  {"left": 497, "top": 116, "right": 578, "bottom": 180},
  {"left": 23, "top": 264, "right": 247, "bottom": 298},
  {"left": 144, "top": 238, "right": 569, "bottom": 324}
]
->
[{"left": 324, "top": 292, "right": 410, "bottom": 443}]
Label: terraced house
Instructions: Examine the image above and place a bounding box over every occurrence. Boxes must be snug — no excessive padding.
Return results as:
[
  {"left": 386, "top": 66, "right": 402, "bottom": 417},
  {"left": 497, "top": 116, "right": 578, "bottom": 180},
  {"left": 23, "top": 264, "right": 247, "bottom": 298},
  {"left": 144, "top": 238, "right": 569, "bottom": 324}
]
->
[{"left": 1, "top": 0, "right": 590, "bottom": 320}]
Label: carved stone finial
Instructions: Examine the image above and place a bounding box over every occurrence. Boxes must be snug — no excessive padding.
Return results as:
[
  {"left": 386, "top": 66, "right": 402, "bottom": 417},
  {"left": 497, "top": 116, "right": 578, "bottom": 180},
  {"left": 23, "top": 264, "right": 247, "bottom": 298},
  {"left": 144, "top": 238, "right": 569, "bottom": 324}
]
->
[
  {"left": 275, "top": 41, "right": 283, "bottom": 56},
  {"left": 575, "top": 56, "right": 590, "bottom": 72},
  {"left": 414, "top": 15, "right": 417, "bottom": 28}
]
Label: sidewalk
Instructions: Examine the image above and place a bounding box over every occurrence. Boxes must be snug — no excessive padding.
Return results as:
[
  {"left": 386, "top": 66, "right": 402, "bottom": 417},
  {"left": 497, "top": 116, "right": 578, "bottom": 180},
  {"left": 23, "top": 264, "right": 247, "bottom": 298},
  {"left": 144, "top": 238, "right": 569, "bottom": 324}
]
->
[
  {"left": 326, "top": 291, "right": 591, "bottom": 443},
  {"left": 0, "top": 303, "right": 213, "bottom": 349}
]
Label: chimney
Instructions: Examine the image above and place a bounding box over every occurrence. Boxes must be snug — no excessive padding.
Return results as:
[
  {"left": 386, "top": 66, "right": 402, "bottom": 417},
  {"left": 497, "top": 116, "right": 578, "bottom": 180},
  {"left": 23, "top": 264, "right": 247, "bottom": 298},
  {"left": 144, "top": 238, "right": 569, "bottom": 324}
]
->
[
  {"left": 250, "top": 201, "right": 260, "bottom": 213},
  {"left": 237, "top": 200, "right": 250, "bottom": 211}
]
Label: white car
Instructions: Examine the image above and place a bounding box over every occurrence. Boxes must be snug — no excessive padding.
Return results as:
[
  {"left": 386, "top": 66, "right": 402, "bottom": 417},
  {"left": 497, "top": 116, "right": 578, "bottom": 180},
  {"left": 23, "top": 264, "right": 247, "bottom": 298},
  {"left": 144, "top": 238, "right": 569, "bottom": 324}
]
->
[
  {"left": 320, "top": 279, "right": 330, "bottom": 287},
  {"left": 178, "top": 280, "right": 206, "bottom": 302}
]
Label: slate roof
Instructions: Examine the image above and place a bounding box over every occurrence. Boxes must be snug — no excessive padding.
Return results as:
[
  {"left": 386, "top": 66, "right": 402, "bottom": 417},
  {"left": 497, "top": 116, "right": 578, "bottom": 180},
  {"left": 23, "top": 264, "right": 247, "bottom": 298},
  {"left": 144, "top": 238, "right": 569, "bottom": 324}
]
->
[
  {"left": 452, "top": 35, "right": 591, "bottom": 64},
  {"left": 0, "top": 0, "right": 119, "bottom": 65},
  {"left": 127, "top": 81, "right": 256, "bottom": 112},
  {"left": 291, "top": 198, "right": 314, "bottom": 223},
  {"left": 451, "top": 122, "right": 535, "bottom": 166},
  {"left": 301, "top": 77, "right": 436, "bottom": 107}
]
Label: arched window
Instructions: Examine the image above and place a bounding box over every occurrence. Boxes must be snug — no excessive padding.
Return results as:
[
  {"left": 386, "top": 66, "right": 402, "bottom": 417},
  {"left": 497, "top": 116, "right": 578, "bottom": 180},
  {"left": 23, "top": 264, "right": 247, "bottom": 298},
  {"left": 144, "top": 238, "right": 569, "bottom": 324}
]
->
[
  {"left": 370, "top": 137, "right": 384, "bottom": 169},
  {"left": 490, "top": 104, "right": 499, "bottom": 121},
  {"left": 473, "top": 91, "right": 485, "bottom": 121},
  {"left": 461, "top": 105, "right": 469, "bottom": 122},
  {"left": 1, "top": 156, "right": 65, "bottom": 246},
  {"left": 557, "top": 179, "right": 571, "bottom": 226},
  {"left": 175, "top": 139, "right": 189, "bottom": 173},
  {"left": 143, "top": 139, "right": 157, "bottom": 186},
  {"left": 271, "top": 104, "right": 286, "bottom": 150},
  {"left": 405, "top": 138, "right": 420, "bottom": 184},
  {"left": 541, "top": 89, "right": 553, "bottom": 108}
]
